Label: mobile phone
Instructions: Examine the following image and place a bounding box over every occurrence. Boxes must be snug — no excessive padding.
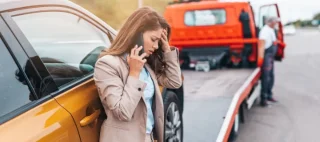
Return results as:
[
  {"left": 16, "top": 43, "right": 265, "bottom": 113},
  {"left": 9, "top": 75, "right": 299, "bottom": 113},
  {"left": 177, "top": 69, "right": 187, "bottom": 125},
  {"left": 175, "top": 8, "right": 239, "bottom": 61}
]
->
[{"left": 136, "top": 33, "right": 144, "bottom": 56}]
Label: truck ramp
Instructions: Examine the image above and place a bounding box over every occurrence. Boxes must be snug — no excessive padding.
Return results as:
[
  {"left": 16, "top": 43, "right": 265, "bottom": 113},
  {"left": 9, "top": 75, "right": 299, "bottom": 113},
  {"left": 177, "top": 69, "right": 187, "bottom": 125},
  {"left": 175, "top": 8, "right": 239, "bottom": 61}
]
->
[{"left": 182, "top": 68, "right": 260, "bottom": 142}]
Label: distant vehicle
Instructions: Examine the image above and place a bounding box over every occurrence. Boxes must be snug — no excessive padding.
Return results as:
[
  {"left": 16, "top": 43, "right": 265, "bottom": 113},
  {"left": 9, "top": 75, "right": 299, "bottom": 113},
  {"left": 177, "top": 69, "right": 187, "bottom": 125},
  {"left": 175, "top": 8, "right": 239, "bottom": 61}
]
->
[
  {"left": 164, "top": 0, "right": 287, "bottom": 70},
  {"left": 283, "top": 25, "right": 296, "bottom": 35}
]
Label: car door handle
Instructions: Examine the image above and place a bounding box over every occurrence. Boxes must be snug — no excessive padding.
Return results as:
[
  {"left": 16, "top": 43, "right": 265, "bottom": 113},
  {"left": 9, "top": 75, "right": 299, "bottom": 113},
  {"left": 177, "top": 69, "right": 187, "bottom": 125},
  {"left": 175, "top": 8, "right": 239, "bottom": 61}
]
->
[{"left": 80, "top": 109, "right": 101, "bottom": 127}]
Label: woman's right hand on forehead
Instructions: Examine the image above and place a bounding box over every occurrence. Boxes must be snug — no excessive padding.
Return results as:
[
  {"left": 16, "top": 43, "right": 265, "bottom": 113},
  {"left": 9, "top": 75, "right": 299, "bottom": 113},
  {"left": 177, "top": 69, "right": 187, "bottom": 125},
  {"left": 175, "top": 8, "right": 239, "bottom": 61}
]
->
[{"left": 127, "top": 45, "right": 147, "bottom": 78}]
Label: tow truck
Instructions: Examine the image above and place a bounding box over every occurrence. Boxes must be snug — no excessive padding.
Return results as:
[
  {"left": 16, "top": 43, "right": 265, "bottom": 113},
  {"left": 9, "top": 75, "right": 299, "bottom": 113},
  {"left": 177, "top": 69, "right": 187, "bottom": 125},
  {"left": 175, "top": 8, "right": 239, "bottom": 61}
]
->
[{"left": 164, "top": 0, "right": 286, "bottom": 141}]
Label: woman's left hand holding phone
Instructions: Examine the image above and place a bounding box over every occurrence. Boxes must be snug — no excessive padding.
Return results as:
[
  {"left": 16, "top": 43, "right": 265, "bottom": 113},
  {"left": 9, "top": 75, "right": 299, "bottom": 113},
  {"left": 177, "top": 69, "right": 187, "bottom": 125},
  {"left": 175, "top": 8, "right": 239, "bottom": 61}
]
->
[{"left": 127, "top": 45, "right": 147, "bottom": 79}]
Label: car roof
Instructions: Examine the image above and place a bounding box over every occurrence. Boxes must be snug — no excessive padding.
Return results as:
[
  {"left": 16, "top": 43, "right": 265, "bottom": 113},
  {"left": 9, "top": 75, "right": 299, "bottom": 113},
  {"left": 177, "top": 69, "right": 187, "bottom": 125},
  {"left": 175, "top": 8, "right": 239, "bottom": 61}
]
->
[
  {"left": 0, "top": 0, "right": 117, "bottom": 34},
  {"left": 0, "top": 0, "right": 75, "bottom": 12}
]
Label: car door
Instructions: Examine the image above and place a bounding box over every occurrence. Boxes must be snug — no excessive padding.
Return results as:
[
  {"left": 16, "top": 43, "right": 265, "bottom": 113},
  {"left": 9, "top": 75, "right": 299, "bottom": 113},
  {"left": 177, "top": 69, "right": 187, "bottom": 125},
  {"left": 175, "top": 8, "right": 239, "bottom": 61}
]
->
[
  {"left": 0, "top": 14, "right": 80, "bottom": 142},
  {"left": 258, "top": 4, "right": 286, "bottom": 61},
  {"left": 4, "top": 6, "right": 113, "bottom": 142}
]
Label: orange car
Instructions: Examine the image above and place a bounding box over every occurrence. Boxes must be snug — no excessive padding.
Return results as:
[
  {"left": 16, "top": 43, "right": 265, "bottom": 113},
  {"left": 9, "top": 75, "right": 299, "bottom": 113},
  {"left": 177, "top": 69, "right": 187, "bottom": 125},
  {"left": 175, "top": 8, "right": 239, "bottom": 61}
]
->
[
  {"left": 0, "top": 0, "right": 184, "bottom": 141},
  {"left": 164, "top": 0, "right": 286, "bottom": 69}
]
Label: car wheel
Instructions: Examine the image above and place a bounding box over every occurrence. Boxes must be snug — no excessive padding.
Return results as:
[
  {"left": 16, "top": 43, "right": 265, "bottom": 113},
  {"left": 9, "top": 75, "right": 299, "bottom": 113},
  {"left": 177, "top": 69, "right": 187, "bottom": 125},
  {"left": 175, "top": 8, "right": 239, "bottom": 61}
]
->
[{"left": 164, "top": 91, "right": 183, "bottom": 142}]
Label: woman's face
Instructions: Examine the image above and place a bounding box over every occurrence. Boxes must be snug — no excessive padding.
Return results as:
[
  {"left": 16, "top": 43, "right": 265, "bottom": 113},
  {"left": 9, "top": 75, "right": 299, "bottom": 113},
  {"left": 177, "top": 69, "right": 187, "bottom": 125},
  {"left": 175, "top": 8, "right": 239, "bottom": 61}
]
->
[{"left": 143, "top": 28, "right": 163, "bottom": 57}]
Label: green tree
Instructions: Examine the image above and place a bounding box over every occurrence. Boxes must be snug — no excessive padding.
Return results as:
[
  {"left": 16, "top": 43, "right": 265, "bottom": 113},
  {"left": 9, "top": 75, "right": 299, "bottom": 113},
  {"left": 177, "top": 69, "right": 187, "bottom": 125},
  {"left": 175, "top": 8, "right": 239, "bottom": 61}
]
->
[{"left": 313, "top": 12, "right": 320, "bottom": 20}]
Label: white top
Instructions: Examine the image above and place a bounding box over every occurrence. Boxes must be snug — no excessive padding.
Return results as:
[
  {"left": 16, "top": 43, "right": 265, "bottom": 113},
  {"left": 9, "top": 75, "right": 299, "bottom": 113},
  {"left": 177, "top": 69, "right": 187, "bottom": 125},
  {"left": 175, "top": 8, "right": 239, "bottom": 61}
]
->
[{"left": 259, "top": 25, "right": 277, "bottom": 49}]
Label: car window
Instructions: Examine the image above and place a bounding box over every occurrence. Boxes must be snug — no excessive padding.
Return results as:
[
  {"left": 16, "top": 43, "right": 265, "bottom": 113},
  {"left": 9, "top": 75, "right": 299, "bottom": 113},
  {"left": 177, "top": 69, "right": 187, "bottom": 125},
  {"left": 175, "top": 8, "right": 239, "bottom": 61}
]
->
[
  {"left": 0, "top": 39, "right": 35, "bottom": 118},
  {"left": 185, "top": 9, "right": 226, "bottom": 26},
  {"left": 12, "top": 12, "right": 111, "bottom": 88}
]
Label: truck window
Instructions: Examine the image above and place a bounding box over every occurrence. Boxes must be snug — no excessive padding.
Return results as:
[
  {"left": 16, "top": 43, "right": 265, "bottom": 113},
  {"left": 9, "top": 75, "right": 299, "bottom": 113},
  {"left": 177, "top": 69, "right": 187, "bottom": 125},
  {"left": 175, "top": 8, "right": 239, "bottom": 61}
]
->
[{"left": 184, "top": 9, "right": 226, "bottom": 26}]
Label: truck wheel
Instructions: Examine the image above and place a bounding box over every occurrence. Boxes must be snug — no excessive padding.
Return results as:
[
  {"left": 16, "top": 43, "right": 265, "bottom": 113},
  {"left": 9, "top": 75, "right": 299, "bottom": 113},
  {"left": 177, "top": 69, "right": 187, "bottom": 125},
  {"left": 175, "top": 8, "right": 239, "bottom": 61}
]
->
[
  {"left": 228, "top": 112, "right": 240, "bottom": 142},
  {"left": 181, "top": 55, "right": 190, "bottom": 69},
  {"left": 164, "top": 91, "right": 183, "bottom": 142},
  {"left": 239, "top": 103, "right": 246, "bottom": 123}
]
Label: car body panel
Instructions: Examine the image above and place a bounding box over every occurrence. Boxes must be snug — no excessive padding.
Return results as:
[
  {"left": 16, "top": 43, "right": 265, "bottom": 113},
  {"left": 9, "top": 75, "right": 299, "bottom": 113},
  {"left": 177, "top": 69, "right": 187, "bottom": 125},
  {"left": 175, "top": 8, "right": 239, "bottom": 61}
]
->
[
  {"left": 53, "top": 79, "right": 104, "bottom": 142},
  {"left": 0, "top": 98, "right": 81, "bottom": 142}
]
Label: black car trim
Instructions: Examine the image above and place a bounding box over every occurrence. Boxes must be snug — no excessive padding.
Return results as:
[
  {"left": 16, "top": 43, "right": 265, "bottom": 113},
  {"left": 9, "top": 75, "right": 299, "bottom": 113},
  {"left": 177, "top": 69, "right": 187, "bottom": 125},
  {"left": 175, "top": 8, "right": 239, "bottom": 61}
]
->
[
  {"left": 0, "top": 15, "right": 39, "bottom": 99},
  {"left": 0, "top": 18, "right": 56, "bottom": 124},
  {"left": 2, "top": 12, "right": 59, "bottom": 95}
]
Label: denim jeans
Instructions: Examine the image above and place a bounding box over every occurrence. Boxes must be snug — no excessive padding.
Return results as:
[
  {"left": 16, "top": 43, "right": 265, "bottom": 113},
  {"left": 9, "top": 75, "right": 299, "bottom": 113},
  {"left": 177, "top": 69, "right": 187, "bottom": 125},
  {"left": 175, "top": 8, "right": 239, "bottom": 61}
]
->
[{"left": 261, "top": 45, "right": 277, "bottom": 100}]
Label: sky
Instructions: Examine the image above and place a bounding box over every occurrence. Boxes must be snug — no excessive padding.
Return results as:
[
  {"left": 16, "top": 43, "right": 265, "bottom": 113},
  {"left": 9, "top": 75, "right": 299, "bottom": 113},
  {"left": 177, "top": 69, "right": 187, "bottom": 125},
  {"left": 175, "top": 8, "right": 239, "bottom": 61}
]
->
[{"left": 221, "top": 0, "right": 320, "bottom": 24}]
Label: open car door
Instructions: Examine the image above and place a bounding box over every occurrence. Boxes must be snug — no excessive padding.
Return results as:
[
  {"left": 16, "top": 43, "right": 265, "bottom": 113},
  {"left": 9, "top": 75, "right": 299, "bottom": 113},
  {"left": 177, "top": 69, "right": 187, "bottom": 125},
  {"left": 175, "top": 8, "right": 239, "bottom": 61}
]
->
[{"left": 258, "top": 4, "right": 286, "bottom": 61}]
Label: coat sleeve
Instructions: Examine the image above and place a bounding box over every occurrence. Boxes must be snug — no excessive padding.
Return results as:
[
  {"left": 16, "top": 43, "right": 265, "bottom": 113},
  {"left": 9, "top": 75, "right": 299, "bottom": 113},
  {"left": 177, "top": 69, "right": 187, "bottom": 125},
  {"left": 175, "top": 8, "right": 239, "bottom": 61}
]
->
[
  {"left": 157, "top": 48, "right": 183, "bottom": 89},
  {"left": 94, "top": 57, "right": 146, "bottom": 122}
]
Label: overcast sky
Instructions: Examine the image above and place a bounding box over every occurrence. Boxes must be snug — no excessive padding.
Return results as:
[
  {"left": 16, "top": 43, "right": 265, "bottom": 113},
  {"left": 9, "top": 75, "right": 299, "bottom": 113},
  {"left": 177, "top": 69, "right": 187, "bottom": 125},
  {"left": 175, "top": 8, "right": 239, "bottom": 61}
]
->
[
  {"left": 221, "top": 0, "right": 320, "bottom": 24},
  {"left": 250, "top": 0, "right": 320, "bottom": 23}
]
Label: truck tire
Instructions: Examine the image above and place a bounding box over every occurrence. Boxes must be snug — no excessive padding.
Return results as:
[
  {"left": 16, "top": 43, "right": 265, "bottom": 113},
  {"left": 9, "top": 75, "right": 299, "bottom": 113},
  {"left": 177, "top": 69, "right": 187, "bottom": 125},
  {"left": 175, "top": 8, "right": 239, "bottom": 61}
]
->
[
  {"left": 239, "top": 103, "right": 246, "bottom": 123},
  {"left": 228, "top": 112, "right": 240, "bottom": 142},
  {"left": 163, "top": 91, "right": 183, "bottom": 142}
]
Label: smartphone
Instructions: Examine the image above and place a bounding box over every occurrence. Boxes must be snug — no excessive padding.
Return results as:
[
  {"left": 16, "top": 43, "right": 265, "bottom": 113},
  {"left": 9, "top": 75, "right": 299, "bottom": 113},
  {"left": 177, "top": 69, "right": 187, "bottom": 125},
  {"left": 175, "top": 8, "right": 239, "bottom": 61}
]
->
[{"left": 136, "top": 33, "right": 144, "bottom": 56}]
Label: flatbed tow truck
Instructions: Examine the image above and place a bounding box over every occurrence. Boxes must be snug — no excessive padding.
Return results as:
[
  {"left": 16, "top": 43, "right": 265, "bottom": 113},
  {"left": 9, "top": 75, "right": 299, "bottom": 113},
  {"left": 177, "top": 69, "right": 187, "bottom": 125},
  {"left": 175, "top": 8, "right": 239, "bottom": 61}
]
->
[{"left": 164, "top": 0, "right": 286, "bottom": 141}]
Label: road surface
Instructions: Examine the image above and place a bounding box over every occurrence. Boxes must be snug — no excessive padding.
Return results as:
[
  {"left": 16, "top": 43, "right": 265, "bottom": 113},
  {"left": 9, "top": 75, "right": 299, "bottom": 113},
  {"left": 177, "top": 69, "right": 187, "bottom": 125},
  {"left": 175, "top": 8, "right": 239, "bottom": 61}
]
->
[
  {"left": 236, "top": 29, "right": 320, "bottom": 142},
  {"left": 182, "top": 28, "right": 320, "bottom": 142}
]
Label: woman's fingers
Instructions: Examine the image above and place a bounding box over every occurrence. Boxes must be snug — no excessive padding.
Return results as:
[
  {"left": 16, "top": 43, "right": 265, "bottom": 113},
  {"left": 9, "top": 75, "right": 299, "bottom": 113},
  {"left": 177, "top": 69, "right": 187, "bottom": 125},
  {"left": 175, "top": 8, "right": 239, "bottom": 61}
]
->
[
  {"left": 131, "top": 45, "right": 138, "bottom": 57},
  {"left": 139, "top": 53, "right": 147, "bottom": 59},
  {"left": 161, "top": 34, "right": 167, "bottom": 43},
  {"left": 135, "top": 46, "right": 143, "bottom": 56},
  {"left": 162, "top": 32, "right": 167, "bottom": 41},
  {"left": 142, "top": 58, "right": 147, "bottom": 63},
  {"left": 164, "top": 29, "right": 168, "bottom": 35}
]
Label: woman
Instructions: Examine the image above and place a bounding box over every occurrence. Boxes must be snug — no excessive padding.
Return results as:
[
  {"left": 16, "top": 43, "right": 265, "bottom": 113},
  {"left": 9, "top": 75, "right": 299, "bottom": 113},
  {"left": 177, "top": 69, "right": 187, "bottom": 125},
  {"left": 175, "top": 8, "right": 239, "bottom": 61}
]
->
[{"left": 94, "top": 7, "right": 182, "bottom": 142}]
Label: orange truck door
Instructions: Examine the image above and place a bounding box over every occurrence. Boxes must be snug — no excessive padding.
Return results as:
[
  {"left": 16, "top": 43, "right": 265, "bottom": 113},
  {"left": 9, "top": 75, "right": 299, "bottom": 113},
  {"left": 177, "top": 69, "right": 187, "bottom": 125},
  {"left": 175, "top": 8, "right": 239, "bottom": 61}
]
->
[{"left": 258, "top": 4, "right": 286, "bottom": 61}]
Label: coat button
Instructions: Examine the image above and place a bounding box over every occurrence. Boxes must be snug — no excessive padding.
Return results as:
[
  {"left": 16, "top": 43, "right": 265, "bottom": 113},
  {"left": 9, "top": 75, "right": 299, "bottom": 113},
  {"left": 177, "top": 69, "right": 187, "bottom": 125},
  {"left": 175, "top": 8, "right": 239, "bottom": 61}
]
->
[{"left": 138, "top": 88, "right": 142, "bottom": 91}]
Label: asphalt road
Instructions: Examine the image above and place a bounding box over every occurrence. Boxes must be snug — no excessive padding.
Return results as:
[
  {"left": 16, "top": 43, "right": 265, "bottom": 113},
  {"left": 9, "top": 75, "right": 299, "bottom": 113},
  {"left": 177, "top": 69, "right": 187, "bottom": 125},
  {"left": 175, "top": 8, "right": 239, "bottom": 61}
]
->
[
  {"left": 182, "top": 28, "right": 320, "bottom": 142},
  {"left": 236, "top": 29, "right": 320, "bottom": 142}
]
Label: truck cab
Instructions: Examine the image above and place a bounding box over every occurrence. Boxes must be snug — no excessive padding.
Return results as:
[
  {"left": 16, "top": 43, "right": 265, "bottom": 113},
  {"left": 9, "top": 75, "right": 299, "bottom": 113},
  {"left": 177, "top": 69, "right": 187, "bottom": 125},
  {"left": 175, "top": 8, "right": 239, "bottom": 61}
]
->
[{"left": 164, "top": 0, "right": 286, "bottom": 70}]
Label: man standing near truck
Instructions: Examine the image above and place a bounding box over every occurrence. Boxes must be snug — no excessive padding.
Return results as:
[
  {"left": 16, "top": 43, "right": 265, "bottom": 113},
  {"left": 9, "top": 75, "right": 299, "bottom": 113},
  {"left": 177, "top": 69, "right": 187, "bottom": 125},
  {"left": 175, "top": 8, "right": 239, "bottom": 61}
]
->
[{"left": 259, "top": 16, "right": 280, "bottom": 106}]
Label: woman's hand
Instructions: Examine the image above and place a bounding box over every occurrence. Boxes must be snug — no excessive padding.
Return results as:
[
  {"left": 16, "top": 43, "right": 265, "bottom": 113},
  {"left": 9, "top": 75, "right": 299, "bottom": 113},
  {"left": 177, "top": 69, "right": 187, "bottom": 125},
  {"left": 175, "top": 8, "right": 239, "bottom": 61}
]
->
[
  {"left": 128, "top": 45, "right": 147, "bottom": 78},
  {"left": 161, "top": 29, "right": 171, "bottom": 53}
]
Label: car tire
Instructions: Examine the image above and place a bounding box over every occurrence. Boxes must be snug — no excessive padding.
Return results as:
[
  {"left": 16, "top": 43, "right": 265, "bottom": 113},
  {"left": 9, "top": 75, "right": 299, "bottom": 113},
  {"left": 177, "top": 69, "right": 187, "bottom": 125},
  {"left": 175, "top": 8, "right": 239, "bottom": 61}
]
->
[{"left": 163, "top": 91, "right": 183, "bottom": 142}]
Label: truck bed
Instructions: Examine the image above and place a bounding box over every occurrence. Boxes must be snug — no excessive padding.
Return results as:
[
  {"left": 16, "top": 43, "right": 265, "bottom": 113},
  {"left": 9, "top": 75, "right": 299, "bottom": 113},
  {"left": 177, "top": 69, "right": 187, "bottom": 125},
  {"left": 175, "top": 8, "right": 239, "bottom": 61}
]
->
[{"left": 182, "top": 68, "right": 260, "bottom": 142}]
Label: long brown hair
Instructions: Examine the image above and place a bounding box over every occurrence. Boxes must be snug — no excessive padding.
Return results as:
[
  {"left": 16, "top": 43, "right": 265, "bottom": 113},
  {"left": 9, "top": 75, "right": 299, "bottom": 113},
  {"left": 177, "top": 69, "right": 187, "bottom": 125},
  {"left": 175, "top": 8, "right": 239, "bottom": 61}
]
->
[{"left": 99, "top": 6, "right": 171, "bottom": 74}]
